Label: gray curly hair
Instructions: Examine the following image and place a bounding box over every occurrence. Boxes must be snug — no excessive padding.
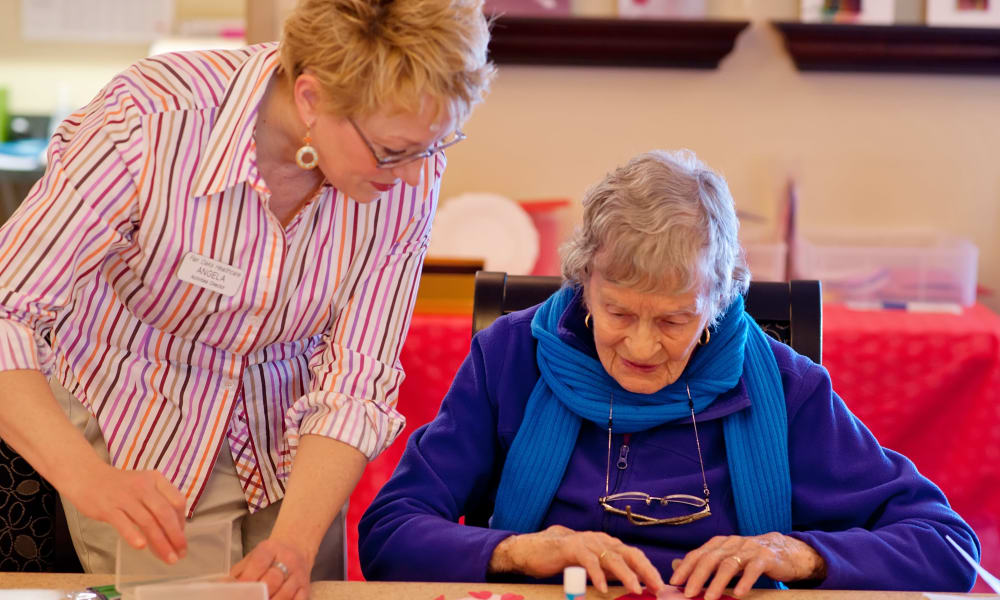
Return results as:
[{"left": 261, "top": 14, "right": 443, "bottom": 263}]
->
[{"left": 560, "top": 149, "right": 750, "bottom": 323}]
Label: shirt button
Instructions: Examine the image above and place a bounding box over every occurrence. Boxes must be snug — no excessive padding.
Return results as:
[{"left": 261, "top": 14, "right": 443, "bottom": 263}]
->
[{"left": 223, "top": 379, "right": 238, "bottom": 391}]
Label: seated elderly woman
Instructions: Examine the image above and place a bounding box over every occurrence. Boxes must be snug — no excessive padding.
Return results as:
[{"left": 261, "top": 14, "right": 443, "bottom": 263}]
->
[{"left": 358, "top": 150, "right": 979, "bottom": 598}]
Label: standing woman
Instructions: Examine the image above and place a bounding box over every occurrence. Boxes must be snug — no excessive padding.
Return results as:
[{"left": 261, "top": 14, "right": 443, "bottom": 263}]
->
[{"left": 0, "top": 0, "right": 493, "bottom": 597}]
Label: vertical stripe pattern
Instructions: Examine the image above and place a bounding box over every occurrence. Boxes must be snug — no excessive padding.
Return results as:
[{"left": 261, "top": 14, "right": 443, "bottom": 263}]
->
[{"left": 0, "top": 43, "right": 441, "bottom": 514}]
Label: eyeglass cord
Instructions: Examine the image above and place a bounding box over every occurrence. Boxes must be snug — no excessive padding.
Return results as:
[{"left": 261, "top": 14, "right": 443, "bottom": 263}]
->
[{"left": 686, "top": 383, "right": 711, "bottom": 503}]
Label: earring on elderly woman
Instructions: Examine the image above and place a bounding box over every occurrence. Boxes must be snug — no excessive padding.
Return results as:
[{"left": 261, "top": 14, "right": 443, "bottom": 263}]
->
[
  {"left": 584, "top": 313, "right": 592, "bottom": 329},
  {"left": 698, "top": 326, "right": 710, "bottom": 346},
  {"left": 295, "top": 128, "right": 319, "bottom": 170}
]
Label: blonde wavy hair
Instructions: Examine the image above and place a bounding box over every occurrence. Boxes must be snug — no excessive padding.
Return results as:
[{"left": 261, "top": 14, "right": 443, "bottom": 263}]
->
[
  {"left": 561, "top": 150, "right": 750, "bottom": 323},
  {"left": 280, "top": 0, "right": 495, "bottom": 123}
]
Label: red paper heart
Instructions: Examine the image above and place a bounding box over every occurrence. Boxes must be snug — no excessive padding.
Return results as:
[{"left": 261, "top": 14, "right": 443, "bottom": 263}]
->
[
  {"left": 614, "top": 587, "right": 737, "bottom": 600},
  {"left": 467, "top": 592, "right": 494, "bottom": 599}
]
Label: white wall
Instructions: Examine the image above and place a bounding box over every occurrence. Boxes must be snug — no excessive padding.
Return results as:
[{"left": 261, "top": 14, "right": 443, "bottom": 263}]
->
[
  {"left": 440, "top": 12, "right": 1000, "bottom": 310},
  {"left": 0, "top": 0, "right": 245, "bottom": 113},
  {"left": 2, "top": 0, "right": 998, "bottom": 309}
]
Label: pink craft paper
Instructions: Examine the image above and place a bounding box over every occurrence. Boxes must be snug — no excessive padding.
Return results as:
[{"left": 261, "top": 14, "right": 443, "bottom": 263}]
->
[
  {"left": 615, "top": 587, "right": 737, "bottom": 600},
  {"left": 455, "top": 592, "right": 525, "bottom": 600}
]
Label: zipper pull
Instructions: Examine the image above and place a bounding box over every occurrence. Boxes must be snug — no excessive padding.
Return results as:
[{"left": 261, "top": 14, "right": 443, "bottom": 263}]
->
[{"left": 617, "top": 434, "right": 630, "bottom": 470}]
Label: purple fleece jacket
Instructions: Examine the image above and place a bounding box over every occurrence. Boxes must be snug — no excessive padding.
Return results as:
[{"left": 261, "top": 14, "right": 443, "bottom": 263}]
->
[{"left": 359, "top": 292, "right": 979, "bottom": 591}]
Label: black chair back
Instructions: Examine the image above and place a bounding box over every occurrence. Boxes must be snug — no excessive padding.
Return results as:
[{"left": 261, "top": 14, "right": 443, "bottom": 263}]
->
[
  {"left": 472, "top": 271, "right": 822, "bottom": 363},
  {"left": 0, "top": 440, "right": 83, "bottom": 572}
]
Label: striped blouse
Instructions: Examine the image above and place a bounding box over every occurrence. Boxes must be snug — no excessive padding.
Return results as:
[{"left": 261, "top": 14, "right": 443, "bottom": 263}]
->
[{"left": 0, "top": 43, "right": 442, "bottom": 514}]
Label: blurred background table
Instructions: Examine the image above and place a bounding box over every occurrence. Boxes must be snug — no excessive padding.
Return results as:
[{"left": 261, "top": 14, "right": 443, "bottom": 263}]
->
[
  {"left": 822, "top": 303, "right": 1000, "bottom": 593},
  {"left": 348, "top": 302, "right": 1000, "bottom": 591}
]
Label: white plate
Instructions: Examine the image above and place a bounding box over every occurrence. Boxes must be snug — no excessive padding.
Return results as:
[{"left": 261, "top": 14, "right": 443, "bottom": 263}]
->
[{"left": 429, "top": 193, "right": 539, "bottom": 274}]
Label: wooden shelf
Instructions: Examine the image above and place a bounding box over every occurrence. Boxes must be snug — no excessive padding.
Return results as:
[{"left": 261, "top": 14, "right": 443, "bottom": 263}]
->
[
  {"left": 773, "top": 21, "right": 1000, "bottom": 75},
  {"left": 488, "top": 16, "right": 750, "bottom": 68}
]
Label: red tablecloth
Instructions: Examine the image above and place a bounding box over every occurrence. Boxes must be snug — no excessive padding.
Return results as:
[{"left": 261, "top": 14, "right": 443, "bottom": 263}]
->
[{"left": 347, "top": 306, "right": 1000, "bottom": 589}]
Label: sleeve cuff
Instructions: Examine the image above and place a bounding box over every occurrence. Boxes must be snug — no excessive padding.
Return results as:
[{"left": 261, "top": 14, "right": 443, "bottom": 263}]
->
[
  {"left": 0, "top": 319, "right": 53, "bottom": 375},
  {"left": 785, "top": 530, "right": 846, "bottom": 590},
  {"left": 284, "top": 391, "right": 406, "bottom": 460}
]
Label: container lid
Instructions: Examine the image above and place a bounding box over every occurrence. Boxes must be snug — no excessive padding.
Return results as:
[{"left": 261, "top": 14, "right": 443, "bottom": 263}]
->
[{"left": 135, "top": 581, "right": 267, "bottom": 600}]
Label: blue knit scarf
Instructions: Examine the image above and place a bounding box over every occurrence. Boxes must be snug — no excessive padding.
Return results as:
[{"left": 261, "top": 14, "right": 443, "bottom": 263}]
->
[{"left": 491, "top": 285, "right": 792, "bottom": 539}]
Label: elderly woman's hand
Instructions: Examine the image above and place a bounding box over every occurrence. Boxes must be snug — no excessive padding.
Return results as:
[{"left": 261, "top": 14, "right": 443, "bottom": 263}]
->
[
  {"left": 669, "top": 533, "right": 827, "bottom": 600},
  {"left": 488, "top": 524, "right": 666, "bottom": 594}
]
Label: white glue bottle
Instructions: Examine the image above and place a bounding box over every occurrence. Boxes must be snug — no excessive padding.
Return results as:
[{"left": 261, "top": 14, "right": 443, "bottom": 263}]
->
[{"left": 564, "top": 565, "right": 587, "bottom": 600}]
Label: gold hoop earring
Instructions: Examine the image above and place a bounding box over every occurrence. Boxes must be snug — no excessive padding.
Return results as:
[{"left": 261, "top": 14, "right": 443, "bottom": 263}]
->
[
  {"left": 295, "top": 129, "right": 318, "bottom": 170},
  {"left": 698, "top": 326, "right": 711, "bottom": 346},
  {"left": 584, "top": 313, "right": 591, "bottom": 329}
]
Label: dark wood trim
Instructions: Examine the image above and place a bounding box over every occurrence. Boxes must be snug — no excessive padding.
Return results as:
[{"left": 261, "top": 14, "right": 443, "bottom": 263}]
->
[
  {"left": 488, "top": 16, "right": 750, "bottom": 68},
  {"left": 0, "top": 168, "right": 45, "bottom": 183},
  {"left": 773, "top": 21, "right": 1000, "bottom": 75},
  {"left": 422, "top": 258, "right": 484, "bottom": 275}
]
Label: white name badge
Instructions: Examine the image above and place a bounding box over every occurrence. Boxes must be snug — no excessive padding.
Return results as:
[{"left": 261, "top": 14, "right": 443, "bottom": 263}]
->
[{"left": 176, "top": 252, "right": 245, "bottom": 297}]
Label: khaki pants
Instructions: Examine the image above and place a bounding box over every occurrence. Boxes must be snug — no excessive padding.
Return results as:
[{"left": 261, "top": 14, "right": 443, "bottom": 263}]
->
[{"left": 52, "top": 380, "right": 346, "bottom": 579}]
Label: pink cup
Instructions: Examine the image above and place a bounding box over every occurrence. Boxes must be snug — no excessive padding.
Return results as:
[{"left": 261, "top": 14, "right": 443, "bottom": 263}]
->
[{"left": 518, "top": 198, "right": 570, "bottom": 276}]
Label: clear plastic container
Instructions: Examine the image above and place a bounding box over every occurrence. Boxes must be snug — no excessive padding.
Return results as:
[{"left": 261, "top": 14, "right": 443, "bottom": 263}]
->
[
  {"left": 795, "top": 230, "right": 978, "bottom": 306},
  {"left": 116, "top": 519, "right": 232, "bottom": 598}
]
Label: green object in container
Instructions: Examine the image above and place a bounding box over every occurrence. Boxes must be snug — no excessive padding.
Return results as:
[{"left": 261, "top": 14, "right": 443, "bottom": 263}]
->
[{"left": 0, "top": 87, "right": 8, "bottom": 143}]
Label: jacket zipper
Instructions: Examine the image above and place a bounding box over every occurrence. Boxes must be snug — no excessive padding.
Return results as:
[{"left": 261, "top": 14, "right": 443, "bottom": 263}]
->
[
  {"left": 612, "top": 433, "right": 631, "bottom": 492},
  {"left": 617, "top": 433, "right": 631, "bottom": 470}
]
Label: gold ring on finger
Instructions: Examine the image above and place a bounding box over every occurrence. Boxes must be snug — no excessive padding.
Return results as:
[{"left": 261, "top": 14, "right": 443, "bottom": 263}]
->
[
  {"left": 599, "top": 550, "right": 609, "bottom": 561},
  {"left": 726, "top": 555, "right": 743, "bottom": 569}
]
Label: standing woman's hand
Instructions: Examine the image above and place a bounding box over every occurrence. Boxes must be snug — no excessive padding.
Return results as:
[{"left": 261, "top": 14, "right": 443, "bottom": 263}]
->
[
  {"left": 0, "top": 369, "right": 188, "bottom": 563},
  {"left": 63, "top": 462, "right": 188, "bottom": 564},
  {"left": 669, "top": 533, "right": 827, "bottom": 600},
  {"left": 232, "top": 435, "right": 366, "bottom": 600},
  {"left": 232, "top": 536, "right": 312, "bottom": 600}
]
